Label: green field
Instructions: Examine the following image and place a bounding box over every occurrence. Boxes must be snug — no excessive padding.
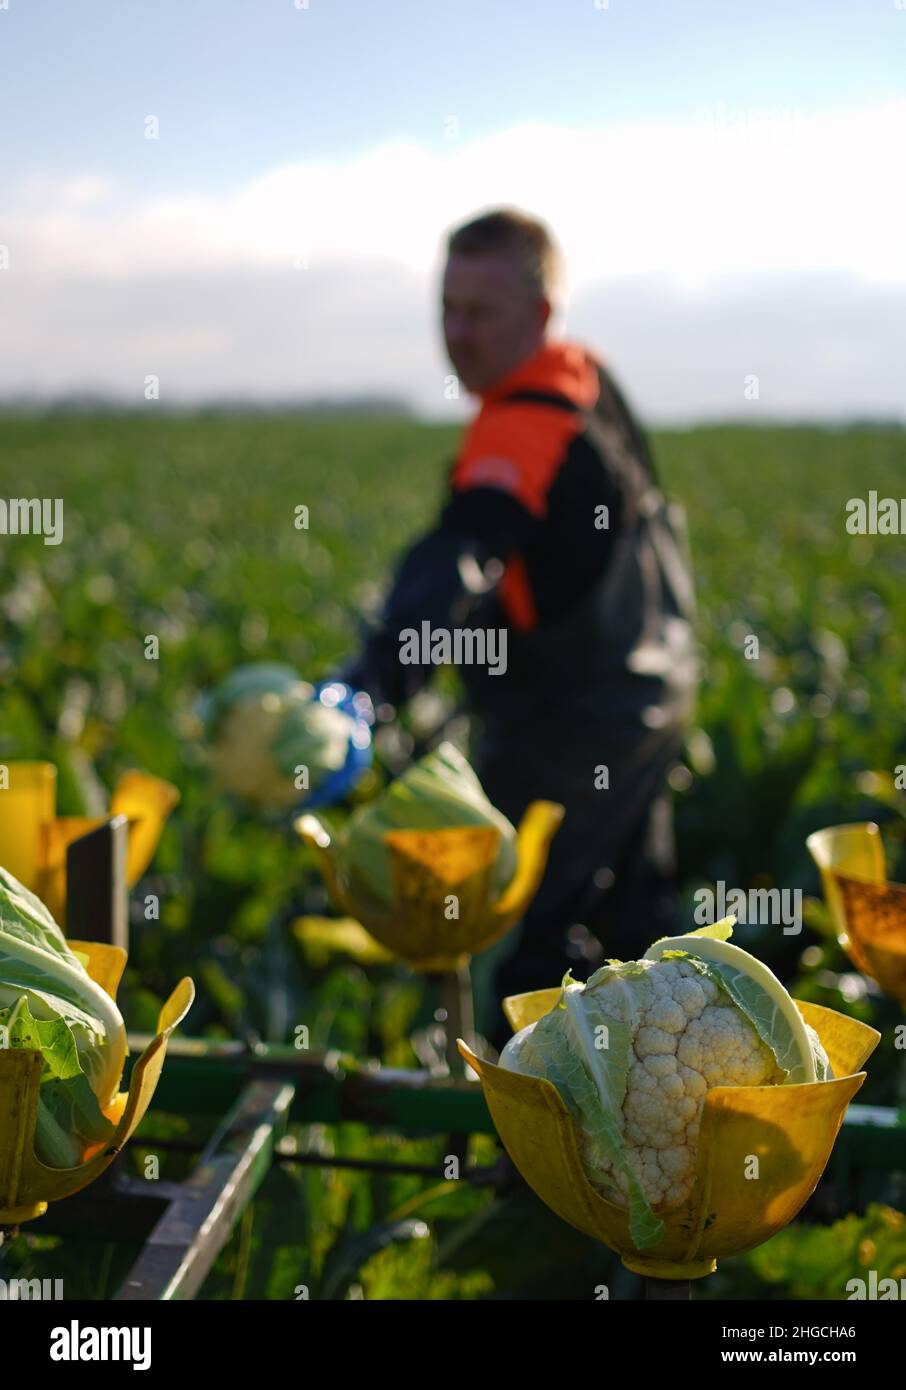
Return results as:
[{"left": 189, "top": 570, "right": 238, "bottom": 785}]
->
[{"left": 1, "top": 415, "right": 905, "bottom": 1298}]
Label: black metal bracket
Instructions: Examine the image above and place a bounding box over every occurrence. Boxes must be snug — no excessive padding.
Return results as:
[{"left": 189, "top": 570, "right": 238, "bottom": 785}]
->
[{"left": 65, "top": 814, "right": 129, "bottom": 949}]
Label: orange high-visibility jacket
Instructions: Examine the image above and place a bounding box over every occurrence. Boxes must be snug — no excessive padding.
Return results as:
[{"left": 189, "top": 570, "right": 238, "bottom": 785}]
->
[{"left": 345, "top": 339, "right": 697, "bottom": 736}]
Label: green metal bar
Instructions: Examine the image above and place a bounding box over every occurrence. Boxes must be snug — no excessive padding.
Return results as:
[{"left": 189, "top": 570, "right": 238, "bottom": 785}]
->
[
  {"left": 273, "top": 1145, "right": 500, "bottom": 1181},
  {"left": 128, "top": 1035, "right": 495, "bottom": 1135},
  {"left": 126, "top": 1035, "right": 906, "bottom": 1159},
  {"left": 128, "top": 1035, "right": 906, "bottom": 1163}
]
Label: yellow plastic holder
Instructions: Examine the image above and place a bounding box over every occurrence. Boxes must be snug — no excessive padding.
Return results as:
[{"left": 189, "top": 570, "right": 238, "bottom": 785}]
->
[
  {"left": 459, "top": 992, "right": 879, "bottom": 1279},
  {"left": 807, "top": 822, "right": 906, "bottom": 1003},
  {"left": 291, "top": 915, "right": 394, "bottom": 967},
  {"left": 0, "top": 761, "right": 57, "bottom": 890},
  {"left": 109, "top": 770, "right": 181, "bottom": 885},
  {"left": 40, "top": 816, "right": 108, "bottom": 926},
  {"left": 0, "top": 942, "right": 194, "bottom": 1226},
  {"left": 0, "top": 764, "right": 180, "bottom": 925},
  {"left": 296, "top": 800, "right": 564, "bottom": 973}
]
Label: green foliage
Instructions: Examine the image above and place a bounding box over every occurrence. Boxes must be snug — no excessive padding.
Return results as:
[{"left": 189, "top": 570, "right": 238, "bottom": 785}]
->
[
  {"left": 1, "top": 416, "right": 904, "bottom": 1296},
  {"left": 702, "top": 1204, "right": 906, "bottom": 1300}
]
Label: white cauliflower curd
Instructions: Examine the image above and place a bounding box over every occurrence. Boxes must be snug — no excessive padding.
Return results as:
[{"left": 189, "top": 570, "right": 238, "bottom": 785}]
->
[{"left": 499, "top": 919, "right": 832, "bottom": 1251}]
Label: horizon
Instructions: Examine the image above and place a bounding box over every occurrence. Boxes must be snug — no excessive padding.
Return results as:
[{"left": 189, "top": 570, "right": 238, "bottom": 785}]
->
[{"left": 1, "top": 393, "right": 903, "bottom": 434}]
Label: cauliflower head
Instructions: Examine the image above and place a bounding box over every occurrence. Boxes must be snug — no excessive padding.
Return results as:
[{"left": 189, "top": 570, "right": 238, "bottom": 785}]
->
[
  {"left": 498, "top": 921, "right": 832, "bottom": 1251},
  {"left": 580, "top": 957, "right": 780, "bottom": 1211},
  {"left": 203, "top": 665, "right": 353, "bottom": 812},
  {"left": 208, "top": 692, "right": 351, "bottom": 810}
]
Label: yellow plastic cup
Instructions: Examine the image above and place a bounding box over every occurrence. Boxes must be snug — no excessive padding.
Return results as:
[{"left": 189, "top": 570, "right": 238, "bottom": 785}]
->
[{"left": 0, "top": 761, "right": 57, "bottom": 890}]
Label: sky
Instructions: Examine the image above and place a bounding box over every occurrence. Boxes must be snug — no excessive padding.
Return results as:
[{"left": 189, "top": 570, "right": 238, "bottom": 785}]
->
[{"left": 1, "top": 0, "right": 904, "bottom": 423}]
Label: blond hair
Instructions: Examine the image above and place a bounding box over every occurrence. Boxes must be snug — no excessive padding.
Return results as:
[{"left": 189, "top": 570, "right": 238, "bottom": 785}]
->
[{"left": 446, "top": 208, "right": 564, "bottom": 307}]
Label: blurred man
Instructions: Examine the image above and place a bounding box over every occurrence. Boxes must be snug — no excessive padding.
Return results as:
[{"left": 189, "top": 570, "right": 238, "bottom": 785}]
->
[{"left": 344, "top": 208, "right": 698, "bottom": 1045}]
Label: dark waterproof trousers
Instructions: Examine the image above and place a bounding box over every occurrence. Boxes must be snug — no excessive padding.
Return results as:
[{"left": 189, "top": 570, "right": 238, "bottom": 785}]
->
[{"left": 476, "top": 712, "right": 685, "bottom": 1053}]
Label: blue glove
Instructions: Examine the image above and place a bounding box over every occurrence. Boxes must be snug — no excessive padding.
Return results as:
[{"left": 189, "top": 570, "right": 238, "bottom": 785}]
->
[{"left": 301, "top": 680, "right": 374, "bottom": 809}]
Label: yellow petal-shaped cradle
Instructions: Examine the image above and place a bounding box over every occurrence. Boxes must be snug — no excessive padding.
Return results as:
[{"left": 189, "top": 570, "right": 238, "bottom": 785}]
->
[
  {"left": 40, "top": 817, "right": 107, "bottom": 924},
  {"left": 0, "top": 947, "right": 194, "bottom": 1225},
  {"left": 0, "top": 763, "right": 179, "bottom": 924},
  {"left": 291, "top": 915, "right": 393, "bottom": 967},
  {"left": 807, "top": 822, "right": 906, "bottom": 1002},
  {"left": 110, "top": 770, "right": 181, "bottom": 885},
  {"left": 296, "top": 800, "right": 564, "bottom": 972},
  {"left": 0, "top": 761, "right": 57, "bottom": 891},
  {"left": 835, "top": 876, "right": 906, "bottom": 1003},
  {"left": 460, "top": 995, "right": 879, "bottom": 1278}
]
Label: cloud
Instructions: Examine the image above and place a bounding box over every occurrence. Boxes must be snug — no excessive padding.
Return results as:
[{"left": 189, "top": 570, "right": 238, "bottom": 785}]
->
[
  {"left": 569, "top": 270, "right": 906, "bottom": 424},
  {"left": 2, "top": 261, "right": 900, "bottom": 425},
  {"left": 1, "top": 101, "right": 904, "bottom": 419}
]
